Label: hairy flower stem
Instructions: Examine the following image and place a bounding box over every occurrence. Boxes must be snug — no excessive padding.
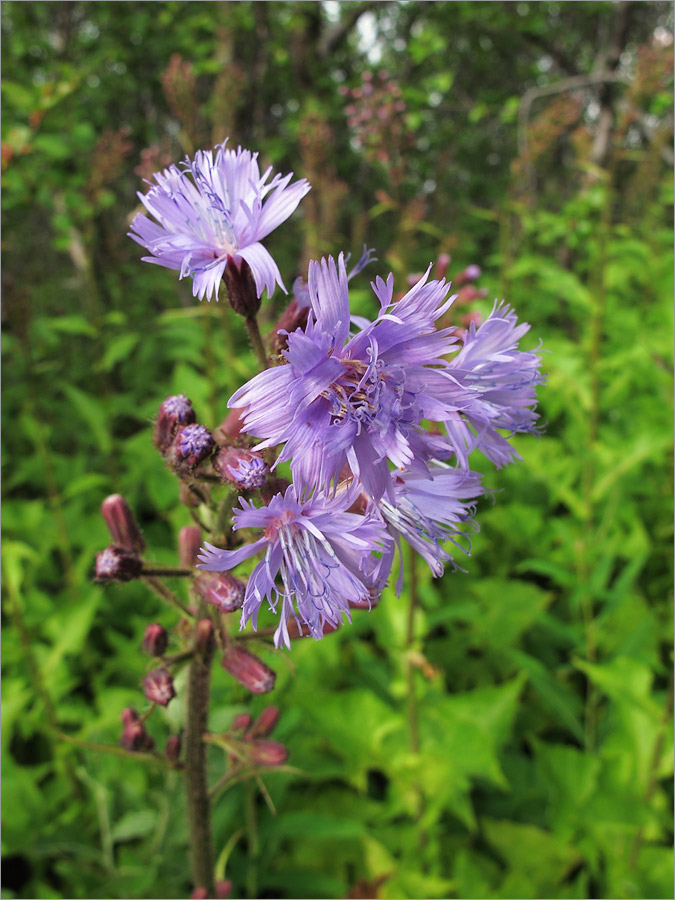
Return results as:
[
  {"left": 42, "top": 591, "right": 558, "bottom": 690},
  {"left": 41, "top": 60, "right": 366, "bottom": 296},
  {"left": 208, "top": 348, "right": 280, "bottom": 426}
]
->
[
  {"left": 185, "top": 628, "right": 215, "bottom": 896},
  {"left": 244, "top": 315, "right": 269, "bottom": 370},
  {"left": 141, "top": 566, "right": 193, "bottom": 578},
  {"left": 142, "top": 576, "right": 195, "bottom": 619}
]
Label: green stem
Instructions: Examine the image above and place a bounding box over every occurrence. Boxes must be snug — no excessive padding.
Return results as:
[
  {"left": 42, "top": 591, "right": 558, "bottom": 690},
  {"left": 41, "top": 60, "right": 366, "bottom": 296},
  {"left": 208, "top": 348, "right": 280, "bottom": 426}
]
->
[
  {"left": 141, "top": 566, "right": 193, "bottom": 578},
  {"left": 405, "top": 546, "right": 427, "bottom": 859}
]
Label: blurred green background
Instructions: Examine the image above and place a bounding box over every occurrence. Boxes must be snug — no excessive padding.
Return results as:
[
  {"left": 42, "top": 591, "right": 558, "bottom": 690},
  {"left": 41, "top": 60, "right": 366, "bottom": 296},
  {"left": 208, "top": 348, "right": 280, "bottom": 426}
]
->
[{"left": 2, "top": 2, "right": 673, "bottom": 898}]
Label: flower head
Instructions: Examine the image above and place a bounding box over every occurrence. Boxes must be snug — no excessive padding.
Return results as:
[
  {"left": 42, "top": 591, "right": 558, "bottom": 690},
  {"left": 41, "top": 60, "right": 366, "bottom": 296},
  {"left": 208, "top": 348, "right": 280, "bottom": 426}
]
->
[
  {"left": 445, "top": 302, "right": 544, "bottom": 467},
  {"left": 376, "top": 465, "right": 484, "bottom": 593},
  {"left": 230, "top": 254, "right": 468, "bottom": 501},
  {"left": 129, "top": 142, "right": 310, "bottom": 301},
  {"left": 197, "top": 484, "right": 390, "bottom": 648}
]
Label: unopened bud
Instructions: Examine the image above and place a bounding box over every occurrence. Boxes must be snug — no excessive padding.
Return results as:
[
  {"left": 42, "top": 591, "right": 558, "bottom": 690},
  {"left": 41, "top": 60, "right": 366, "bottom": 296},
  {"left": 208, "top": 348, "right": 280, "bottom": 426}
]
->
[
  {"left": 154, "top": 394, "right": 196, "bottom": 453},
  {"left": 230, "top": 713, "right": 253, "bottom": 734},
  {"left": 214, "top": 407, "right": 246, "bottom": 443},
  {"left": 121, "top": 720, "right": 149, "bottom": 751},
  {"left": 216, "top": 880, "right": 232, "bottom": 899},
  {"left": 270, "top": 296, "right": 310, "bottom": 353},
  {"left": 179, "top": 526, "right": 203, "bottom": 568},
  {"left": 248, "top": 706, "right": 280, "bottom": 739},
  {"left": 168, "top": 424, "right": 215, "bottom": 472},
  {"left": 101, "top": 494, "right": 145, "bottom": 553},
  {"left": 248, "top": 739, "right": 289, "bottom": 767},
  {"left": 142, "top": 623, "right": 168, "bottom": 657},
  {"left": 222, "top": 645, "right": 276, "bottom": 694},
  {"left": 142, "top": 667, "right": 176, "bottom": 707},
  {"left": 190, "top": 889, "right": 208, "bottom": 900},
  {"left": 223, "top": 256, "right": 260, "bottom": 318},
  {"left": 95, "top": 546, "right": 143, "bottom": 583},
  {"left": 194, "top": 618, "right": 216, "bottom": 655},
  {"left": 165, "top": 734, "right": 181, "bottom": 761},
  {"left": 454, "top": 264, "right": 482, "bottom": 286},
  {"left": 213, "top": 446, "right": 267, "bottom": 490},
  {"left": 121, "top": 707, "right": 139, "bottom": 727},
  {"left": 194, "top": 572, "right": 245, "bottom": 613}
]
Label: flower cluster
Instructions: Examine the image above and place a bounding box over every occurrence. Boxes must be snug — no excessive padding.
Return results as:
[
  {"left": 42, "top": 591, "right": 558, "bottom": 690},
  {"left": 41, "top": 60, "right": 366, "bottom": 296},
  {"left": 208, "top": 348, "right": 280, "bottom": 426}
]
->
[{"left": 129, "top": 141, "right": 544, "bottom": 650}]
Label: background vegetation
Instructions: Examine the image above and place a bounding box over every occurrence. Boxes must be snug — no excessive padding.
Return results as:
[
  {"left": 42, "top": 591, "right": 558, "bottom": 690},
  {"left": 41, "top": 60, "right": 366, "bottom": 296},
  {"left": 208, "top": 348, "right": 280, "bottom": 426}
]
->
[{"left": 2, "top": 2, "right": 673, "bottom": 898}]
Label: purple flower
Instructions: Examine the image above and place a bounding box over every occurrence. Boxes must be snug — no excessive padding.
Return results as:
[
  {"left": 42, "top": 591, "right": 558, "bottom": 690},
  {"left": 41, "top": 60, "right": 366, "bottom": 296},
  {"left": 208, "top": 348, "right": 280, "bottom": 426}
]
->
[
  {"left": 129, "top": 142, "right": 310, "bottom": 301},
  {"left": 376, "top": 465, "right": 484, "bottom": 593},
  {"left": 445, "top": 302, "right": 544, "bottom": 467},
  {"left": 213, "top": 446, "right": 267, "bottom": 490},
  {"left": 176, "top": 424, "right": 215, "bottom": 467},
  {"left": 230, "top": 254, "right": 469, "bottom": 502},
  {"left": 197, "top": 484, "right": 391, "bottom": 648}
]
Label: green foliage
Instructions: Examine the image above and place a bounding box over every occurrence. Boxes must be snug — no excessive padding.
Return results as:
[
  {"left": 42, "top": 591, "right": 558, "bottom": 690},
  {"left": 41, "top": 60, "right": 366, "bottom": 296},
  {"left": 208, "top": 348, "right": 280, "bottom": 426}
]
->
[{"left": 2, "top": 2, "right": 673, "bottom": 899}]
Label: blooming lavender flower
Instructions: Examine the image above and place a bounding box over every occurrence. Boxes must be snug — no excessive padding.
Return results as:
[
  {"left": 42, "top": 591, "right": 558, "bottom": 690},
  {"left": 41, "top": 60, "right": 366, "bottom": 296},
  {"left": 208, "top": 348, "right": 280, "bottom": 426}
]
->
[
  {"left": 230, "top": 254, "right": 470, "bottom": 502},
  {"left": 129, "top": 143, "right": 310, "bottom": 301},
  {"left": 197, "top": 484, "right": 391, "bottom": 648},
  {"left": 445, "top": 302, "right": 544, "bottom": 467},
  {"left": 376, "top": 465, "right": 484, "bottom": 593}
]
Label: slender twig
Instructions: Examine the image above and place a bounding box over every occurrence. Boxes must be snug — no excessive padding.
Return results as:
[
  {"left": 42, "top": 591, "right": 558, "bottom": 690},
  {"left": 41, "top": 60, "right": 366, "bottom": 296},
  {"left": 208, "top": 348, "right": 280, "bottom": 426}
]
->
[{"left": 184, "top": 626, "right": 215, "bottom": 896}]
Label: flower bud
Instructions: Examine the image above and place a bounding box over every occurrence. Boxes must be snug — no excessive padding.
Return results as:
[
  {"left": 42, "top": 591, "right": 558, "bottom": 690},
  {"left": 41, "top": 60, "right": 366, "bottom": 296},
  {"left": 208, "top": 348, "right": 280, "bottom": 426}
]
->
[
  {"left": 194, "top": 618, "right": 216, "bottom": 655},
  {"left": 213, "top": 447, "right": 267, "bottom": 490},
  {"left": 214, "top": 407, "right": 246, "bottom": 444},
  {"left": 270, "top": 295, "right": 310, "bottom": 354},
  {"left": 222, "top": 645, "right": 276, "bottom": 694},
  {"left": 223, "top": 256, "right": 260, "bottom": 318},
  {"left": 168, "top": 424, "right": 215, "bottom": 472},
  {"left": 248, "top": 740, "right": 289, "bottom": 767},
  {"left": 142, "top": 623, "right": 168, "bottom": 657},
  {"left": 154, "top": 394, "right": 196, "bottom": 453},
  {"left": 121, "top": 707, "right": 139, "bottom": 727},
  {"left": 101, "top": 494, "right": 145, "bottom": 553},
  {"left": 248, "top": 706, "right": 280, "bottom": 739},
  {"left": 230, "top": 713, "right": 253, "bottom": 734},
  {"left": 95, "top": 546, "right": 143, "bottom": 583},
  {"left": 165, "top": 734, "right": 181, "bottom": 761},
  {"left": 216, "top": 880, "right": 232, "bottom": 899},
  {"left": 142, "top": 667, "right": 176, "bottom": 706},
  {"left": 179, "top": 526, "right": 203, "bottom": 569},
  {"left": 454, "top": 264, "right": 482, "bottom": 286},
  {"left": 190, "top": 889, "right": 208, "bottom": 900},
  {"left": 121, "top": 720, "right": 150, "bottom": 752},
  {"left": 194, "top": 572, "right": 245, "bottom": 613},
  {"left": 434, "top": 253, "right": 451, "bottom": 281}
]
